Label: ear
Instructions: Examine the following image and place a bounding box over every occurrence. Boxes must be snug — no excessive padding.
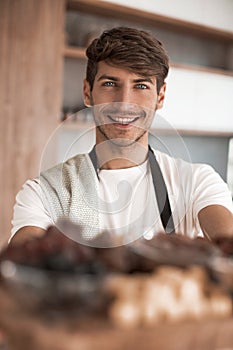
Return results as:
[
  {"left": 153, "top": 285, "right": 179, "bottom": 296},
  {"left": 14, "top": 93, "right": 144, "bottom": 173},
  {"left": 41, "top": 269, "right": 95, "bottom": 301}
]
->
[
  {"left": 83, "top": 79, "right": 92, "bottom": 107},
  {"left": 156, "top": 83, "right": 166, "bottom": 110}
]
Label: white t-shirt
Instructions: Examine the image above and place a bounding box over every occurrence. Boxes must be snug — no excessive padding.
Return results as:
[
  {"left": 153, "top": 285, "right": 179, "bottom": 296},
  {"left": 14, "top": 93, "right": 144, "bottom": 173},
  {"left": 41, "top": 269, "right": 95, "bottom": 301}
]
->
[{"left": 11, "top": 150, "right": 233, "bottom": 240}]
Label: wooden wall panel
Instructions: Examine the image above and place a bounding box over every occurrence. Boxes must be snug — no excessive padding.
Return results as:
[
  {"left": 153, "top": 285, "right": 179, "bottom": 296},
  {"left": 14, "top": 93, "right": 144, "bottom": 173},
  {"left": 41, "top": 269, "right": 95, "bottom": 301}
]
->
[{"left": 0, "top": 0, "right": 66, "bottom": 248}]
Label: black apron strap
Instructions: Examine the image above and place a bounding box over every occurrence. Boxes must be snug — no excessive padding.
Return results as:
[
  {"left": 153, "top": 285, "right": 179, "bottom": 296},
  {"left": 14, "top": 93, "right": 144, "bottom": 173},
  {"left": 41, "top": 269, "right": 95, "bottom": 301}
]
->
[
  {"left": 148, "top": 146, "right": 175, "bottom": 234},
  {"left": 89, "top": 147, "right": 98, "bottom": 176},
  {"left": 89, "top": 146, "right": 175, "bottom": 234}
]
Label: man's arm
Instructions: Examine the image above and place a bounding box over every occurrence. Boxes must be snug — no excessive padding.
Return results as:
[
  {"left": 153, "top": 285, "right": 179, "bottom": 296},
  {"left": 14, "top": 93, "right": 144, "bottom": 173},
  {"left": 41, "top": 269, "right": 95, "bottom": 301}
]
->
[
  {"left": 10, "top": 226, "right": 46, "bottom": 245},
  {"left": 198, "top": 204, "right": 233, "bottom": 240},
  {"left": 11, "top": 178, "right": 54, "bottom": 245}
]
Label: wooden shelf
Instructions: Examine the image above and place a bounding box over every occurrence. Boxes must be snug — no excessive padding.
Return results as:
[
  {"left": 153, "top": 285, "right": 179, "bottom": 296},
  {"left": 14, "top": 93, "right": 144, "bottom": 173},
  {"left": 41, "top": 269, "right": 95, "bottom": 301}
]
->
[
  {"left": 61, "top": 121, "right": 233, "bottom": 138},
  {"left": 67, "top": 0, "right": 233, "bottom": 42},
  {"left": 171, "top": 62, "right": 233, "bottom": 77},
  {"left": 64, "top": 45, "right": 233, "bottom": 77},
  {"left": 168, "top": 129, "right": 233, "bottom": 138},
  {"left": 63, "top": 46, "right": 86, "bottom": 59},
  {"left": 64, "top": 46, "right": 86, "bottom": 60}
]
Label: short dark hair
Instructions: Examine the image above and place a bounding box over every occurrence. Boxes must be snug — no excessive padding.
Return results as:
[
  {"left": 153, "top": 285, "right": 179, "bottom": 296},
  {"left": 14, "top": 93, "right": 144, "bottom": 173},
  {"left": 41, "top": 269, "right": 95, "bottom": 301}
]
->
[{"left": 86, "top": 26, "right": 169, "bottom": 93}]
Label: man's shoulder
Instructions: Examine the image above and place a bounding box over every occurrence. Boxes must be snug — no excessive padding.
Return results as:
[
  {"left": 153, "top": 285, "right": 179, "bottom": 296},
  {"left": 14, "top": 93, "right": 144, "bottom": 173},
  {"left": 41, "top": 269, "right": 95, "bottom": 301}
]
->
[
  {"left": 40, "top": 153, "right": 90, "bottom": 176},
  {"left": 151, "top": 148, "right": 217, "bottom": 178},
  {"left": 151, "top": 148, "right": 190, "bottom": 168}
]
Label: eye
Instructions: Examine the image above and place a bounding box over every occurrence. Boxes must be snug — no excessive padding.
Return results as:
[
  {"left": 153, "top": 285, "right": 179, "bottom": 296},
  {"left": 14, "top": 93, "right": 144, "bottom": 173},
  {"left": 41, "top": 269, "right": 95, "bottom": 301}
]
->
[
  {"left": 103, "top": 81, "right": 116, "bottom": 87},
  {"left": 136, "top": 83, "right": 148, "bottom": 89}
]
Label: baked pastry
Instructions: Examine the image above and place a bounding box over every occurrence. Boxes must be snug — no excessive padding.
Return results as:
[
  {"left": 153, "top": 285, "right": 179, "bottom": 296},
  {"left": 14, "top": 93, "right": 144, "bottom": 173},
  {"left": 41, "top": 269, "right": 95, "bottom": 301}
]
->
[{"left": 0, "top": 226, "right": 232, "bottom": 330}]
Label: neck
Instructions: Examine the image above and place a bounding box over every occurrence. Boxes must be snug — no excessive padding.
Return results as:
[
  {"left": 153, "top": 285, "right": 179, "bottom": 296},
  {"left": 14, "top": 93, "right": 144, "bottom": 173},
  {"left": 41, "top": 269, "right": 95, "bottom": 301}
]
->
[{"left": 95, "top": 142, "right": 149, "bottom": 170}]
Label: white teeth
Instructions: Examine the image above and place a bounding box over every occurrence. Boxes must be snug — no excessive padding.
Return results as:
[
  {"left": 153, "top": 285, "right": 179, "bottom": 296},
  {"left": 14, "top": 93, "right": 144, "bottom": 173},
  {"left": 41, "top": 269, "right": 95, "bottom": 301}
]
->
[{"left": 111, "top": 117, "right": 136, "bottom": 124}]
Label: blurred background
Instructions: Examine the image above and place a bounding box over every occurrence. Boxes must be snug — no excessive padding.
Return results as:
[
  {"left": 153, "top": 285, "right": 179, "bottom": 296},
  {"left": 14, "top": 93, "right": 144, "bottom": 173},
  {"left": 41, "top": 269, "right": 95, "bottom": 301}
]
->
[{"left": 0, "top": 0, "right": 233, "bottom": 248}]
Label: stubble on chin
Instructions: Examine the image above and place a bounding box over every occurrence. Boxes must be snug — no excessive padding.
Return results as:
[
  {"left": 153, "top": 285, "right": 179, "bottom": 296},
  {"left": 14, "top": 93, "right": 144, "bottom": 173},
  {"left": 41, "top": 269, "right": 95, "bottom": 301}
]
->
[{"left": 96, "top": 124, "right": 148, "bottom": 148}]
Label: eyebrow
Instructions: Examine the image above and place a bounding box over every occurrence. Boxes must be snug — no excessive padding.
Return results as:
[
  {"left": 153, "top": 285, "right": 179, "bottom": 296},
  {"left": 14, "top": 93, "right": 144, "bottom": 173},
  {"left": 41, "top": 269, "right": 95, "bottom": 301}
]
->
[
  {"left": 134, "top": 78, "right": 154, "bottom": 84},
  {"left": 97, "top": 75, "right": 119, "bottom": 82},
  {"left": 97, "top": 74, "right": 154, "bottom": 84}
]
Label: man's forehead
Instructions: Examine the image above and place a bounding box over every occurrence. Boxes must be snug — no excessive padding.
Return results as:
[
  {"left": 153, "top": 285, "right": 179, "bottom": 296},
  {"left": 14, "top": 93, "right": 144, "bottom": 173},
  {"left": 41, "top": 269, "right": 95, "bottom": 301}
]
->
[{"left": 95, "top": 61, "right": 156, "bottom": 84}]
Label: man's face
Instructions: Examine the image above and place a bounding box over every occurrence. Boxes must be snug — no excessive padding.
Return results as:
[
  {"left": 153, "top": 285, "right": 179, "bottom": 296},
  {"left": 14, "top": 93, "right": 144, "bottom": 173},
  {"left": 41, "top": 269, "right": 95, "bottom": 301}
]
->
[{"left": 83, "top": 61, "right": 166, "bottom": 147}]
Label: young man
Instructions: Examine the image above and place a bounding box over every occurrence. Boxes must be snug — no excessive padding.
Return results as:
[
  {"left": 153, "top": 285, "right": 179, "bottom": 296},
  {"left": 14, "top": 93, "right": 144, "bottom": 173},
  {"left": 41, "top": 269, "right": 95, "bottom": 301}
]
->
[{"left": 11, "top": 27, "right": 233, "bottom": 245}]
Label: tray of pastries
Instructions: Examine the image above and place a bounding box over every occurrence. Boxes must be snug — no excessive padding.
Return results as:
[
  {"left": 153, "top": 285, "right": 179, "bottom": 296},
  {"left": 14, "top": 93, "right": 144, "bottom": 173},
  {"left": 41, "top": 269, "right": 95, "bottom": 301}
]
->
[{"left": 0, "top": 225, "right": 233, "bottom": 350}]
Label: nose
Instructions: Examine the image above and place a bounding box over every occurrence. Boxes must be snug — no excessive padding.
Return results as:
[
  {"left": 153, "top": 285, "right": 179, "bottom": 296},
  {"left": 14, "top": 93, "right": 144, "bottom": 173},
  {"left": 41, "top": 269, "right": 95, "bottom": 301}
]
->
[{"left": 115, "top": 86, "right": 134, "bottom": 104}]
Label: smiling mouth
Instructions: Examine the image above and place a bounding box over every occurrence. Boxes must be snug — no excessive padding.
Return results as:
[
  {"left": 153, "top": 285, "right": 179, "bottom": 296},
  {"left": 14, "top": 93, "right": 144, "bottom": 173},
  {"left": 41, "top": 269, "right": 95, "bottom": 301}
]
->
[{"left": 107, "top": 115, "right": 140, "bottom": 125}]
